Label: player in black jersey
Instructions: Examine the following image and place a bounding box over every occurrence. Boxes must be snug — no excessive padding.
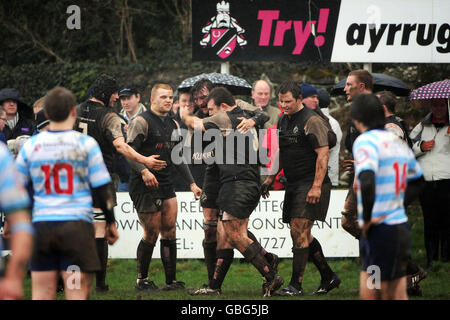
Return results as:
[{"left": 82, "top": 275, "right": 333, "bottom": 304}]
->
[
  {"left": 126, "top": 84, "right": 202, "bottom": 291},
  {"left": 75, "top": 74, "right": 167, "bottom": 292},
  {"left": 262, "top": 80, "right": 340, "bottom": 296},
  {"left": 182, "top": 87, "right": 283, "bottom": 297}
]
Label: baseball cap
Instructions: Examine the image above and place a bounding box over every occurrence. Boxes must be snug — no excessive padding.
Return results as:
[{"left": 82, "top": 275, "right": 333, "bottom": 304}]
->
[
  {"left": 118, "top": 86, "right": 139, "bottom": 98},
  {"left": 301, "top": 84, "right": 318, "bottom": 99}
]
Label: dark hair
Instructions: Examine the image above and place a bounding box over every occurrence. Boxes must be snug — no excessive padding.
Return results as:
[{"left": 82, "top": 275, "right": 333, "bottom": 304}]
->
[
  {"left": 190, "top": 78, "right": 214, "bottom": 98},
  {"left": 376, "top": 90, "right": 397, "bottom": 113},
  {"left": 350, "top": 93, "right": 385, "bottom": 130},
  {"left": 90, "top": 74, "right": 119, "bottom": 107},
  {"left": 206, "top": 87, "right": 235, "bottom": 107},
  {"left": 348, "top": 70, "right": 374, "bottom": 91},
  {"left": 277, "top": 80, "right": 302, "bottom": 99},
  {"left": 44, "top": 87, "right": 77, "bottom": 122}
]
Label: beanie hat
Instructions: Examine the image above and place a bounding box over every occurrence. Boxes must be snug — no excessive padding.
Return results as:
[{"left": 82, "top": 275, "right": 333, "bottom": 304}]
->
[
  {"left": 301, "top": 84, "right": 318, "bottom": 99},
  {"left": 317, "top": 89, "right": 331, "bottom": 108}
]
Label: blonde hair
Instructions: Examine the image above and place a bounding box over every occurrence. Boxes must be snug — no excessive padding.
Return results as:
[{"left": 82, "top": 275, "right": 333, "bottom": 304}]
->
[{"left": 151, "top": 84, "right": 173, "bottom": 98}]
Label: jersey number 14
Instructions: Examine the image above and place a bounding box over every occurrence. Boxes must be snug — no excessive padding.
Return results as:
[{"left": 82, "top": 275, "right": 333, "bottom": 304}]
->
[
  {"left": 41, "top": 163, "right": 74, "bottom": 195},
  {"left": 393, "top": 161, "right": 407, "bottom": 196}
]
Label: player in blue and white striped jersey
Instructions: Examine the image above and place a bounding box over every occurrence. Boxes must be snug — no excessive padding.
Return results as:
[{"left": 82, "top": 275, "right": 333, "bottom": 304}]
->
[
  {"left": 351, "top": 93, "right": 423, "bottom": 300},
  {"left": 0, "top": 143, "right": 33, "bottom": 300},
  {"left": 15, "top": 87, "right": 118, "bottom": 300}
]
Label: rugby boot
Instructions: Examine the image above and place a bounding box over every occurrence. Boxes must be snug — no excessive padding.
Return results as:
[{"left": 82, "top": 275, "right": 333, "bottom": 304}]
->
[
  {"left": 161, "top": 280, "right": 186, "bottom": 291},
  {"left": 275, "top": 284, "right": 303, "bottom": 296},
  {"left": 262, "top": 274, "right": 284, "bottom": 297},
  {"left": 313, "top": 273, "right": 341, "bottom": 295},
  {"left": 135, "top": 279, "right": 158, "bottom": 291},
  {"left": 188, "top": 286, "right": 221, "bottom": 296}
]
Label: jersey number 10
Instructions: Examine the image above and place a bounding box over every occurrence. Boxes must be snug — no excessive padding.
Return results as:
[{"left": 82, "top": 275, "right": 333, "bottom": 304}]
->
[{"left": 41, "top": 163, "right": 74, "bottom": 195}]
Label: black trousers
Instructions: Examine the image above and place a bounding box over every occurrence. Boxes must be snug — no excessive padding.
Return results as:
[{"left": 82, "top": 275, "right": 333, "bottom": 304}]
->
[{"left": 419, "top": 179, "right": 450, "bottom": 264}]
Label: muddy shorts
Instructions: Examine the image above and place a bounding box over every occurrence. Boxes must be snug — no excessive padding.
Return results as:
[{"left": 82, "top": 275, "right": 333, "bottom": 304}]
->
[
  {"left": 217, "top": 180, "right": 260, "bottom": 220},
  {"left": 130, "top": 185, "right": 176, "bottom": 214}
]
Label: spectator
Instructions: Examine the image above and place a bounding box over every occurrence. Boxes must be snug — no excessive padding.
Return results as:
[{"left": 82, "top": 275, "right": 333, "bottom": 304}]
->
[
  {"left": 410, "top": 97, "right": 450, "bottom": 268},
  {"left": 0, "top": 106, "right": 7, "bottom": 145},
  {"left": 33, "top": 109, "right": 50, "bottom": 135},
  {"left": 318, "top": 89, "right": 343, "bottom": 188},
  {"left": 0, "top": 88, "right": 34, "bottom": 141},
  {"left": 32, "top": 97, "right": 45, "bottom": 119}
]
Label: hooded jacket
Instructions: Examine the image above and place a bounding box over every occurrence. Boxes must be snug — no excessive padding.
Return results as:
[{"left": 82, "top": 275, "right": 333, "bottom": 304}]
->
[{"left": 0, "top": 88, "right": 35, "bottom": 141}]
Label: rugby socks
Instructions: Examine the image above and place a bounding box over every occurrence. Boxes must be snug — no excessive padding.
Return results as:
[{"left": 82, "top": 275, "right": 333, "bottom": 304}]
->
[
  {"left": 137, "top": 239, "right": 155, "bottom": 280},
  {"left": 309, "top": 238, "right": 334, "bottom": 281},
  {"left": 290, "top": 247, "right": 309, "bottom": 291},
  {"left": 243, "top": 241, "right": 275, "bottom": 282},
  {"left": 203, "top": 240, "right": 217, "bottom": 282},
  {"left": 209, "top": 249, "right": 234, "bottom": 290},
  {"left": 247, "top": 230, "right": 275, "bottom": 265},
  {"left": 160, "top": 239, "right": 177, "bottom": 284},
  {"left": 95, "top": 238, "right": 108, "bottom": 288}
]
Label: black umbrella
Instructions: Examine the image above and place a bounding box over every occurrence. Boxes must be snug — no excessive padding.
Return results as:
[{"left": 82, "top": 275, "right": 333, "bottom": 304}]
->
[
  {"left": 331, "top": 73, "right": 410, "bottom": 97},
  {"left": 177, "top": 72, "right": 252, "bottom": 96}
]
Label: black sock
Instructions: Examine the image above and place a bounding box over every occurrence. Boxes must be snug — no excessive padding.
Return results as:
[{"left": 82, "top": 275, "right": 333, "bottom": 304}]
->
[
  {"left": 209, "top": 249, "right": 234, "bottom": 290},
  {"left": 290, "top": 247, "right": 309, "bottom": 290},
  {"left": 137, "top": 239, "right": 155, "bottom": 280},
  {"left": 95, "top": 238, "right": 108, "bottom": 288},
  {"left": 203, "top": 240, "right": 217, "bottom": 282},
  {"left": 160, "top": 239, "right": 177, "bottom": 285},
  {"left": 243, "top": 241, "right": 275, "bottom": 282},
  {"left": 309, "top": 238, "right": 334, "bottom": 281},
  {"left": 247, "top": 230, "right": 274, "bottom": 264}
]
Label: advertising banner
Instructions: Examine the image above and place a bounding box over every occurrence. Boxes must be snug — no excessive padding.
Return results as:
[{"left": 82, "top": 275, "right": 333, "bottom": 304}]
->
[
  {"left": 109, "top": 190, "right": 359, "bottom": 259},
  {"left": 192, "top": 0, "right": 450, "bottom": 63}
]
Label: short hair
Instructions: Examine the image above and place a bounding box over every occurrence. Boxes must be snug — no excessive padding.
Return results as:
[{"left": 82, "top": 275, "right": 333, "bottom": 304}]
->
[
  {"left": 33, "top": 97, "right": 45, "bottom": 109},
  {"left": 151, "top": 84, "right": 173, "bottom": 98},
  {"left": 44, "top": 87, "right": 77, "bottom": 122},
  {"left": 376, "top": 90, "right": 397, "bottom": 114},
  {"left": 206, "top": 87, "right": 235, "bottom": 107},
  {"left": 277, "top": 80, "right": 302, "bottom": 100},
  {"left": 350, "top": 93, "right": 385, "bottom": 130},
  {"left": 252, "top": 79, "right": 272, "bottom": 94},
  {"left": 348, "top": 70, "right": 374, "bottom": 91},
  {"left": 190, "top": 78, "right": 215, "bottom": 98}
]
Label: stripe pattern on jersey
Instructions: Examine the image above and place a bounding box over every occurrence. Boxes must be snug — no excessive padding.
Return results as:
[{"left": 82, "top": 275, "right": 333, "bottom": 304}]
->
[
  {"left": 353, "top": 129, "right": 422, "bottom": 226},
  {"left": 15, "top": 130, "right": 111, "bottom": 223}
]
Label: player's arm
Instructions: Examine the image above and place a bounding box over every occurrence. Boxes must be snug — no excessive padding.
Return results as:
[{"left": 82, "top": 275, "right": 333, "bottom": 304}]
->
[
  {"left": 180, "top": 107, "right": 206, "bottom": 132},
  {"left": 174, "top": 162, "right": 202, "bottom": 199},
  {"left": 305, "top": 117, "right": 330, "bottom": 204},
  {"left": 261, "top": 148, "right": 283, "bottom": 199},
  {"left": 0, "top": 209, "right": 33, "bottom": 300},
  {"left": 237, "top": 101, "right": 270, "bottom": 131},
  {"left": 91, "top": 184, "right": 118, "bottom": 244},
  {"left": 104, "top": 113, "right": 166, "bottom": 170}
]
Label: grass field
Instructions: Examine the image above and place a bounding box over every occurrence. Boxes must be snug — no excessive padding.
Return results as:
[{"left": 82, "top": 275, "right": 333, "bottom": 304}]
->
[{"left": 21, "top": 203, "right": 450, "bottom": 300}]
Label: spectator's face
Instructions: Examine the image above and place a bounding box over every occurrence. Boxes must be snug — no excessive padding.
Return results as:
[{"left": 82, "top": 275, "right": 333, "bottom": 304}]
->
[
  {"left": 252, "top": 81, "right": 271, "bottom": 108},
  {"left": 2, "top": 99, "right": 18, "bottom": 116},
  {"left": 193, "top": 86, "right": 209, "bottom": 109},
  {"left": 302, "top": 94, "right": 319, "bottom": 110},
  {"left": 344, "top": 76, "right": 364, "bottom": 101},
  {"left": 0, "top": 111, "right": 6, "bottom": 131},
  {"left": 278, "top": 91, "right": 301, "bottom": 116},
  {"left": 109, "top": 92, "right": 119, "bottom": 108},
  {"left": 179, "top": 93, "right": 194, "bottom": 114},
  {"left": 207, "top": 99, "right": 220, "bottom": 116},
  {"left": 120, "top": 94, "right": 141, "bottom": 114},
  {"left": 431, "top": 98, "right": 448, "bottom": 123},
  {"left": 151, "top": 88, "right": 173, "bottom": 114}
]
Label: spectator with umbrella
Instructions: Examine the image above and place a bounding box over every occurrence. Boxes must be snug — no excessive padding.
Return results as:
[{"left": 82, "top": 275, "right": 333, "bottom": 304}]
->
[{"left": 409, "top": 79, "right": 450, "bottom": 269}]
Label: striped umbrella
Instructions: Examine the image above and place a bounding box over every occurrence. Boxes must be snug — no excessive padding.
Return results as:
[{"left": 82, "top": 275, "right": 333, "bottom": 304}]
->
[{"left": 410, "top": 79, "right": 450, "bottom": 100}]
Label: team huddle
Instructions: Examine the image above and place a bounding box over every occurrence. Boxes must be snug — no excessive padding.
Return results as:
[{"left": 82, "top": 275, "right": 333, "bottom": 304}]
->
[{"left": 0, "top": 71, "right": 429, "bottom": 300}]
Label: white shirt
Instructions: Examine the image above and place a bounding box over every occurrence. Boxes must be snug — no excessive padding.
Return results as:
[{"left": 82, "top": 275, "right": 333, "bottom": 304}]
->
[{"left": 322, "top": 107, "right": 342, "bottom": 186}]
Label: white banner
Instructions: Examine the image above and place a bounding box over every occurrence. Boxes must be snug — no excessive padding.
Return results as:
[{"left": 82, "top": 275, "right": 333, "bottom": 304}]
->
[
  {"left": 331, "top": 0, "right": 450, "bottom": 63},
  {"left": 109, "top": 190, "right": 359, "bottom": 259}
]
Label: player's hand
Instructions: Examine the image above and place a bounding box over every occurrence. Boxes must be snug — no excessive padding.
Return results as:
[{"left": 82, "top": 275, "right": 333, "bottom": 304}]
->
[
  {"left": 420, "top": 140, "right": 435, "bottom": 152},
  {"left": 0, "top": 277, "right": 23, "bottom": 300},
  {"left": 306, "top": 185, "right": 321, "bottom": 204},
  {"left": 343, "top": 159, "right": 355, "bottom": 173},
  {"left": 362, "top": 215, "right": 386, "bottom": 239},
  {"left": 106, "top": 222, "right": 119, "bottom": 245},
  {"left": 237, "top": 117, "right": 256, "bottom": 134},
  {"left": 145, "top": 155, "right": 167, "bottom": 171},
  {"left": 261, "top": 176, "right": 275, "bottom": 199},
  {"left": 190, "top": 183, "right": 202, "bottom": 200},
  {"left": 142, "top": 170, "right": 159, "bottom": 189}
]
